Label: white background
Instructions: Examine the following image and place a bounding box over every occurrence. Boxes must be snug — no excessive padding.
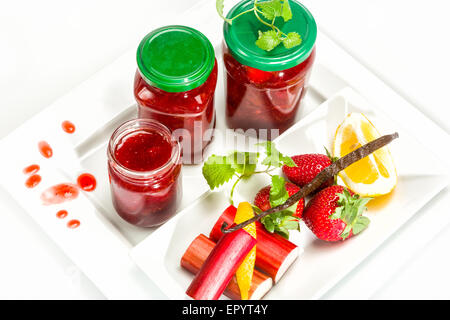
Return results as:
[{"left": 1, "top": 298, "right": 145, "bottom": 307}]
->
[{"left": 0, "top": 0, "right": 449, "bottom": 299}]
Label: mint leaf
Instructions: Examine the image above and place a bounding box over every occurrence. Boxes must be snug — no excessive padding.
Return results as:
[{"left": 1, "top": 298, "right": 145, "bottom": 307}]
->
[
  {"left": 262, "top": 217, "right": 275, "bottom": 233},
  {"left": 282, "top": 32, "right": 302, "bottom": 49},
  {"left": 261, "top": 207, "right": 299, "bottom": 239},
  {"left": 269, "top": 175, "right": 289, "bottom": 207},
  {"left": 227, "top": 151, "right": 259, "bottom": 177},
  {"left": 281, "top": 0, "right": 292, "bottom": 21},
  {"left": 258, "top": 0, "right": 282, "bottom": 21},
  {"left": 255, "top": 30, "right": 281, "bottom": 51},
  {"left": 202, "top": 154, "right": 235, "bottom": 190},
  {"left": 257, "top": 141, "right": 296, "bottom": 167},
  {"left": 216, "top": 0, "right": 232, "bottom": 24}
]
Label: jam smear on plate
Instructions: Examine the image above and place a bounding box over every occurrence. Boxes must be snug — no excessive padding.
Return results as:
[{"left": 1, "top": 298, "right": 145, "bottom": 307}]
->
[{"left": 41, "top": 183, "right": 79, "bottom": 205}]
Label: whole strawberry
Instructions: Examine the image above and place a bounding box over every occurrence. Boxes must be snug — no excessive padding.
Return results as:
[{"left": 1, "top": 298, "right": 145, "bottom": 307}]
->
[
  {"left": 254, "top": 182, "right": 304, "bottom": 218},
  {"left": 302, "top": 185, "right": 371, "bottom": 242},
  {"left": 282, "top": 153, "right": 333, "bottom": 189}
]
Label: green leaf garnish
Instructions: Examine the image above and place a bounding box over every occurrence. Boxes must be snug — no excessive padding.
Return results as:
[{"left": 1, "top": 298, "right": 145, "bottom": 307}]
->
[
  {"left": 202, "top": 155, "right": 236, "bottom": 190},
  {"left": 216, "top": 0, "right": 301, "bottom": 52},
  {"left": 255, "top": 30, "right": 281, "bottom": 52},
  {"left": 282, "top": 32, "right": 302, "bottom": 49},
  {"left": 216, "top": 0, "right": 233, "bottom": 24},
  {"left": 269, "top": 175, "right": 289, "bottom": 207},
  {"left": 280, "top": 0, "right": 292, "bottom": 21},
  {"left": 258, "top": 0, "right": 283, "bottom": 21},
  {"left": 261, "top": 209, "right": 299, "bottom": 239},
  {"left": 227, "top": 151, "right": 259, "bottom": 177},
  {"left": 257, "top": 141, "right": 296, "bottom": 168},
  {"left": 202, "top": 142, "right": 300, "bottom": 237}
]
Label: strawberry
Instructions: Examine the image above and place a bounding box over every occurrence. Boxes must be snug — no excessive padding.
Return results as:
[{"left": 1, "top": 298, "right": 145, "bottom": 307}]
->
[
  {"left": 254, "top": 182, "right": 304, "bottom": 218},
  {"left": 302, "top": 185, "right": 371, "bottom": 242},
  {"left": 282, "top": 153, "right": 333, "bottom": 189}
]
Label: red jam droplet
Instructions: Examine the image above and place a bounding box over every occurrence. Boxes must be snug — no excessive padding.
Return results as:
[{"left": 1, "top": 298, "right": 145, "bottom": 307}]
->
[
  {"left": 114, "top": 130, "right": 172, "bottom": 171},
  {"left": 56, "top": 210, "right": 68, "bottom": 219},
  {"left": 41, "top": 183, "right": 79, "bottom": 205},
  {"left": 23, "top": 164, "right": 40, "bottom": 175},
  {"left": 67, "top": 219, "right": 80, "bottom": 229},
  {"left": 77, "top": 173, "right": 97, "bottom": 192},
  {"left": 38, "top": 141, "right": 53, "bottom": 158},
  {"left": 62, "top": 120, "right": 76, "bottom": 134},
  {"left": 25, "top": 174, "right": 42, "bottom": 188}
]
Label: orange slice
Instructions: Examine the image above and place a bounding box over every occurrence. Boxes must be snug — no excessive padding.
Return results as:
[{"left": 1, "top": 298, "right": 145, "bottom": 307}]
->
[
  {"left": 333, "top": 113, "right": 397, "bottom": 197},
  {"left": 234, "top": 202, "right": 256, "bottom": 300}
]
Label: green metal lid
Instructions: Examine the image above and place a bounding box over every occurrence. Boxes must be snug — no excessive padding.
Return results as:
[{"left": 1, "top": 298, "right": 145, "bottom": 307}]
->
[
  {"left": 137, "top": 25, "right": 215, "bottom": 92},
  {"left": 224, "top": 0, "right": 317, "bottom": 71}
]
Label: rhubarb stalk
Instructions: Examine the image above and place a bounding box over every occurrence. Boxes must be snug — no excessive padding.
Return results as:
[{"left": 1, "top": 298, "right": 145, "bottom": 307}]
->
[
  {"left": 181, "top": 234, "right": 272, "bottom": 300},
  {"left": 185, "top": 229, "right": 257, "bottom": 300},
  {"left": 210, "top": 205, "right": 298, "bottom": 283}
]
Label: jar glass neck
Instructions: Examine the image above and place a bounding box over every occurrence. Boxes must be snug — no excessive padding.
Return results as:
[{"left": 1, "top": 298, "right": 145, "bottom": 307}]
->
[{"left": 107, "top": 119, "right": 181, "bottom": 180}]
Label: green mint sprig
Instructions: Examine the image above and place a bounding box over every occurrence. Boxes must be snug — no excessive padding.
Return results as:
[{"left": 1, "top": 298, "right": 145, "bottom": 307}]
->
[
  {"left": 260, "top": 175, "right": 300, "bottom": 238},
  {"left": 216, "top": 0, "right": 302, "bottom": 52},
  {"left": 202, "top": 142, "right": 300, "bottom": 238}
]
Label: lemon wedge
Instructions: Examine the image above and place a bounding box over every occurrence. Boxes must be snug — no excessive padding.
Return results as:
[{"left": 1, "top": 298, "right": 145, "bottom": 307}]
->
[
  {"left": 333, "top": 113, "right": 397, "bottom": 197},
  {"left": 234, "top": 202, "right": 256, "bottom": 300}
]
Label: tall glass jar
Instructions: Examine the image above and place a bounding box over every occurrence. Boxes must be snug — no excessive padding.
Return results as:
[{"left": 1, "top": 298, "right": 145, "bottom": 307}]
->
[
  {"left": 223, "top": 0, "right": 317, "bottom": 140},
  {"left": 107, "top": 119, "right": 182, "bottom": 227},
  {"left": 134, "top": 25, "right": 217, "bottom": 164}
]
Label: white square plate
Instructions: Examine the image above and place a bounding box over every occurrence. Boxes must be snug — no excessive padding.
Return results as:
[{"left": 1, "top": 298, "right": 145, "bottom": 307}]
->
[
  {"left": 130, "top": 88, "right": 448, "bottom": 299},
  {"left": 0, "top": 0, "right": 447, "bottom": 299}
]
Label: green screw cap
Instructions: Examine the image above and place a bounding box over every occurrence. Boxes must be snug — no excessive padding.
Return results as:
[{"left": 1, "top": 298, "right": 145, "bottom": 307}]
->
[
  {"left": 224, "top": 0, "right": 317, "bottom": 71},
  {"left": 137, "top": 25, "right": 215, "bottom": 92}
]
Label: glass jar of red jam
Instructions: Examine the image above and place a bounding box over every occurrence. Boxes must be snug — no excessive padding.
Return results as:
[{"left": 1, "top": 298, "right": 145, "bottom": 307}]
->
[
  {"left": 223, "top": 0, "right": 317, "bottom": 140},
  {"left": 107, "top": 119, "right": 182, "bottom": 227},
  {"left": 134, "top": 25, "right": 217, "bottom": 164}
]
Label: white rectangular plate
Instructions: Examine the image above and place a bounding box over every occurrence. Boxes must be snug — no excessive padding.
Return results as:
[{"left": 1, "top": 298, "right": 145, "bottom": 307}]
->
[
  {"left": 0, "top": 0, "right": 448, "bottom": 299},
  {"left": 130, "top": 87, "right": 448, "bottom": 299}
]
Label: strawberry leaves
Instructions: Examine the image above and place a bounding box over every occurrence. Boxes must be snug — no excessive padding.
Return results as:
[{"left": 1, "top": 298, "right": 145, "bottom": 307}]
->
[
  {"left": 329, "top": 189, "right": 371, "bottom": 239},
  {"left": 216, "top": 0, "right": 302, "bottom": 52}
]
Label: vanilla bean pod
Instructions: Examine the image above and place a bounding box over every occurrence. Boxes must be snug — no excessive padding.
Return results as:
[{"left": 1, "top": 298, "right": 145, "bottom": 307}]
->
[{"left": 221, "top": 132, "right": 399, "bottom": 233}]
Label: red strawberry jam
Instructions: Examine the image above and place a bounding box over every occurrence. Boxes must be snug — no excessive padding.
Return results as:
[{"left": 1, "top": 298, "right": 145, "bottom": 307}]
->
[
  {"left": 134, "top": 26, "right": 217, "bottom": 164},
  {"left": 223, "top": 0, "right": 317, "bottom": 139},
  {"left": 107, "top": 119, "right": 182, "bottom": 227},
  {"left": 224, "top": 46, "right": 315, "bottom": 139}
]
